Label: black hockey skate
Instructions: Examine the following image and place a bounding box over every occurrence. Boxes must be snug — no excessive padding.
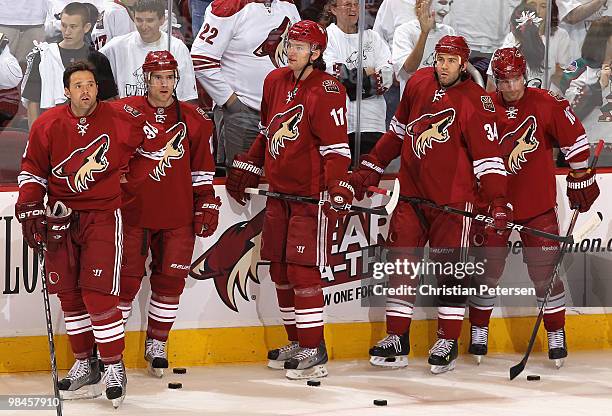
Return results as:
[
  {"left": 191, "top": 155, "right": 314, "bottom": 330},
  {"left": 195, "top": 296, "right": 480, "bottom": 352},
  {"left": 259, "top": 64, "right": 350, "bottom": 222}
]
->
[
  {"left": 548, "top": 328, "right": 568, "bottom": 369},
  {"left": 103, "top": 361, "right": 127, "bottom": 408},
  {"left": 368, "top": 333, "right": 410, "bottom": 368},
  {"left": 58, "top": 356, "right": 102, "bottom": 400},
  {"left": 428, "top": 338, "right": 458, "bottom": 374},
  {"left": 267, "top": 341, "right": 300, "bottom": 370},
  {"left": 468, "top": 325, "right": 488, "bottom": 365},
  {"left": 284, "top": 341, "right": 328, "bottom": 380},
  {"left": 145, "top": 337, "right": 168, "bottom": 377}
]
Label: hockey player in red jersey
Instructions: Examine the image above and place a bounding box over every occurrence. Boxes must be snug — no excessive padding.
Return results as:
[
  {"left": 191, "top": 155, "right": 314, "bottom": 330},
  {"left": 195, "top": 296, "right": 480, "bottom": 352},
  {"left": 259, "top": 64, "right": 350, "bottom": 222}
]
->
[
  {"left": 350, "top": 35, "right": 510, "bottom": 374},
  {"left": 15, "top": 62, "right": 144, "bottom": 407},
  {"left": 117, "top": 50, "right": 218, "bottom": 378},
  {"left": 226, "top": 20, "right": 353, "bottom": 380},
  {"left": 467, "top": 47, "right": 600, "bottom": 368}
]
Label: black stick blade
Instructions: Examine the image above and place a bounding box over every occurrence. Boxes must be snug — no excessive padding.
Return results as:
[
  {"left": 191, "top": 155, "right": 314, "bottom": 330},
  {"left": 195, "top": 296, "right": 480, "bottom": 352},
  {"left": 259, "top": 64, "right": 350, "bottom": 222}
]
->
[{"left": 509, "top": 359, "right": 527, "bottom": 380}]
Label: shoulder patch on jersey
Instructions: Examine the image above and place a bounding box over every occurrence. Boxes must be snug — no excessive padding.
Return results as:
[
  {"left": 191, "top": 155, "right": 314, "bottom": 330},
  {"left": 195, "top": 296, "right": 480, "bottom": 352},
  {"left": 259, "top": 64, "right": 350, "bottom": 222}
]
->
[
  {"left": 123, "top": 104, "right": 142, "bottom": 117},
  {"left": 196, "top": 106, "right": 212, "bottom": 120},
  {"left": 322, "top": 79, "right": 340, "bottom": 94},
  {"left": 481, "top": 96, "right": 495, "bottom": 113},
  {"left": 547, "top": 90, "right": 565, "bottom": 102}
]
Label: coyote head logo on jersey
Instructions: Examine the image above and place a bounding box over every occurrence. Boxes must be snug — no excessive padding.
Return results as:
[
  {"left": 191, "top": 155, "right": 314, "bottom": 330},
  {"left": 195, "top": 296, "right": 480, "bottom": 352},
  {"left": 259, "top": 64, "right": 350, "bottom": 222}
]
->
[
  {"left": 265, "top": 105, "right": 304, "bottom": 159},
  {"left": 136, "top": 122, "right": 187, "bottom": 181},
  {"left": 254, "top": 16, "right": 291, "bottom": 67},
  {"left": 190, "top": 211, "right": 264, "bottom": 312},
  {"left": 407, "top": 108, "right": 456, "bottom": 158},
  {"left": 52, "top": 135, "right": 110, "bottom": 193},
  {"left": 501, "top": 115, "right": 539, "bottom": 174}
]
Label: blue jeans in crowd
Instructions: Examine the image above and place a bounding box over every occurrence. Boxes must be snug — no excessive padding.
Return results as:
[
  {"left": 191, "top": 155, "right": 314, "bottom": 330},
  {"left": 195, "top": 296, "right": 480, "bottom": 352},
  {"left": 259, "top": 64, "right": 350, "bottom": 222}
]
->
[{"left": 189, "top": 0, "right": 212, "bottom": 35}]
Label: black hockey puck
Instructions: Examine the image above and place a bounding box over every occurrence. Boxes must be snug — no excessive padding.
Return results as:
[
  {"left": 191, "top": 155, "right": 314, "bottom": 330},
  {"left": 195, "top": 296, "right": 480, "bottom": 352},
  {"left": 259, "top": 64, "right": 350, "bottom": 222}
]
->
[
  {"left": 307, "top": 380, "right": 321, "bottom": 387},
  {"left": 527, "top": 375, "right": 541, "bottom": 381},
  {"left": 373, "top": 399, "right": 388, "bottom": 406},
  {"left": 168, "top": 382, "right": 183, "bottom": 389},
  {"left": 173, "top": 368, "right": 187, "bottom": 374}
]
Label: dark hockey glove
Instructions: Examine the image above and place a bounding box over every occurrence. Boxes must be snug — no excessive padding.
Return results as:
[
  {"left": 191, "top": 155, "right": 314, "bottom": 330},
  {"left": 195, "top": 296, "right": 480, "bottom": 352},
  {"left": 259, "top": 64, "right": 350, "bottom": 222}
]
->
[
  {"left": 336, "top": 64, "right": 377, "bottom": 101},
  {"left": 226, "top": 153, "right": 263, "bottom": 205},
  {"left": 349, "top": 155, "right": 384, "bottom": 200},
  {"left": 15, "top": 201, "right": 46, "bottom": 249},
  {"left": 46, "top": 201, "right": 72, "bottom": 251},
  {"left": 567, "top": 168, "right": 599, "bottom": 212},
  {"left": 194, "top": 193, "right": 221, "bottom": 237},
  {"left": 490, "top": 198, "right": 513, "bottom": 232}
]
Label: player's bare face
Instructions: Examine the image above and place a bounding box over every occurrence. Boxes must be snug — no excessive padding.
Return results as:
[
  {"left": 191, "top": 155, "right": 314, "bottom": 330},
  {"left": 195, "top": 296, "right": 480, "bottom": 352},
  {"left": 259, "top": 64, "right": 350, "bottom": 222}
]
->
[
  {"left": 497, "top": 75, "right": 525, "bottom": 103},
  {"left": 287, "top": 40, "right": 316, "bottom": 76},
  {"left": 134, "top": 11, "right": 164, "bottom": 43},
  {"left": 332, "top": 0, "right": 359, "bottom": 28},
  {"left": 65, "top": 71, "right": 98, "bottom": 116},
  {"left": 147, "top": 70, "right": 176, "bottom": 107},
  {"left": 434, "top": 53, "right": 463, "bottom": 87},
  {"left": 60, "top": 13, "right": 90, "bottom": 49}
]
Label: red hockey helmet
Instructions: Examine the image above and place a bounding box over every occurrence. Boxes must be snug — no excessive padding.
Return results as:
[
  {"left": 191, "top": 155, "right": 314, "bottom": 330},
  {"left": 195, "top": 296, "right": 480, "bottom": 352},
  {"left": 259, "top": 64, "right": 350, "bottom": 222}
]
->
[
  {"left": 287, "top": 20, "right": 327, "bottom": 53},
  {"left": 434, "top": 35, "right": 470, "bottom": 64},
  {"left": 142, "top": 50, "right": 179, "bottom": 74},
  {"left": 491, "top": 47, "right": 527, "bottom": 80}
]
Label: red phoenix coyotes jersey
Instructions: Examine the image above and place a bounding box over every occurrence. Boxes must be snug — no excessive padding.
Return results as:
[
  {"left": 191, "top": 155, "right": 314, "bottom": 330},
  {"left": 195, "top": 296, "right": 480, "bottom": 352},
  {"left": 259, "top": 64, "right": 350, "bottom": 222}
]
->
[
  {"left": 18, "top": 101, "right": 143, "bottom": 211},
  {"left": 491, "top": 88, "right": 589, "bottom": 220},
  {"left": 372, "top": 67, "right": 507, "bottom": 205},
  {"left": 118, "top": 96, "right": 216, "bottom": 229},
  {"left": 248, "top": 67, "right": 351, "bottom": 196}
]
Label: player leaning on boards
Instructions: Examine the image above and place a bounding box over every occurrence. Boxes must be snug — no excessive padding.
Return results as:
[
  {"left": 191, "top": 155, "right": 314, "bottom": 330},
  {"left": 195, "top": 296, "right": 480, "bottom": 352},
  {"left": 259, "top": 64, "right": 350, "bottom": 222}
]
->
[
  {"left": 226, "top": 20, "right": 353, "bottom": 380},
  {"left": 467, "top": 47, "right": 600, "bottom": 368},
  {"left": 15, "top": 61, "right": 145, "bottom": 408},
  {"left": 117, "top": 50, "right": 219, "bottom": 378},
  {"left": 350, "top": 35, "right": 510, "bottom": 374}
]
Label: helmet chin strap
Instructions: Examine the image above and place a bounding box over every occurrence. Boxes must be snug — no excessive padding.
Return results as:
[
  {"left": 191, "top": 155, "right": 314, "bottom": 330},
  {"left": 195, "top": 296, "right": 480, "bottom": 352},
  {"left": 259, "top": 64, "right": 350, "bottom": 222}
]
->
[{"left": 289, "top": 50, "right": 314, "bottom": 100}]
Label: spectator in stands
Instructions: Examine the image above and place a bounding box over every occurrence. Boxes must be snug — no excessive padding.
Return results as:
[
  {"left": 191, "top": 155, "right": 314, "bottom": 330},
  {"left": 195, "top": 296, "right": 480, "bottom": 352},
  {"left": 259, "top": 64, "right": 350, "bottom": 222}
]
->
[
  {"left": 100, "top": 0, "right": 197, "bottom": 100},
  {"left": 324, "top": 0, "right": 393, "bottom": 155},
  {"left": 372, "top": 0, "right": 417, "bottom": 130},
  {"left": 393, "top": 0, "right": 455, "bottom": 95},
  {"left": 191, "top": 0, "right": 300, "bottom": 167},
  {"left": 21, "top": 2, "right": 118, "bottom": 128},
  {"left": 0, "top": 35, "right": 23, "bottom": 128},
  {"left": 486, "top": 1, "right": 571, "bottom": 92},
  {"left": 46, "top": 0, "right": 104, "bottom": 41},
  {"left": 562, "top": 17, "right": 612, "bottom": 142},
  {"left": 446, "top": 0, "right": 519, "bottom": 81},
  {"left": 558, "top": 0, "right": 610, "bottom": 60},
  {"left": 91, "top": 0, "right": 137, "bottom": 50},
  {"left": 0, "top": 0, "right": 49, "bottom": 66}
]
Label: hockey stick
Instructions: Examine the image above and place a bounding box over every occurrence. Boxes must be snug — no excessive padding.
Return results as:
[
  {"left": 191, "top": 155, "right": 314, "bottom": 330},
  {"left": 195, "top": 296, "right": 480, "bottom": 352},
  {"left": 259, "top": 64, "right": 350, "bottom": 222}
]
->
[
  {"left": 509, "top": 139, "right": 605, "bottom": 380},
  {"left": 244, "top": 178, "right": 400, "bottom": 216},
  {"left": 367, "top": 186, "right": 581, "bottom": 244},
  {"left": 38, "top": 247, "right": 63, "bottom": 416}
]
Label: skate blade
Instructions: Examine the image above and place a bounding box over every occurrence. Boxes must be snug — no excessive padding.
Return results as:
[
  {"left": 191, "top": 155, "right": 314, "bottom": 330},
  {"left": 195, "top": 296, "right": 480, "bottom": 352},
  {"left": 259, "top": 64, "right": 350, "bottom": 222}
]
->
[
  {"left": 474, "top": 355, "right": 483, "bottom": 365},
  {"left": 111, "top": 394, "right": 125, "bottom": 409},
  {"left": 554, "top": 358, "right": 565, "bottom": 369},
  {"left": 147, "top": 363, "right": 164, "bottom": 378},
  {"left": 267, "top": 359, "right": 286, "bottom": 370},
  {"left": 60, "top": 383, "right": 102, "bottom": 400},
  {"left": 430, "top": 360, "right": 456, "bottom": 375},
  {"left": 285, "top": 364, "right": 328, "bottom": 380},
  {"left": 369, "top": 355, "right": 408, "bottom": 368}
]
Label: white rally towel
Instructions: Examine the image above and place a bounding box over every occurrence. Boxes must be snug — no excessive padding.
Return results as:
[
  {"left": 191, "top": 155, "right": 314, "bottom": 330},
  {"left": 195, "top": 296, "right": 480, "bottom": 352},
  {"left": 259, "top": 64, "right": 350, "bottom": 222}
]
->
[{"left": 21, "top": 41, "right": 66, "bottom": 109}]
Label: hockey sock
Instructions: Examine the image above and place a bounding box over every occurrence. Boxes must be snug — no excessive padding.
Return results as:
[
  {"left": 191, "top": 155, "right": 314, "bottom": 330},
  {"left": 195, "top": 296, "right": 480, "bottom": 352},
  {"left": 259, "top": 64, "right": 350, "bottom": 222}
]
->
[
  {"left": 147, "top": 292, "right": 180, "bottom": 342},
  {"left": 437, "top": 306, "right": 466, "bottom": 339},
  {"left": 82, "top": 290, "right": 125, "bottom": 364},
  {"left": 270, "top": 262, "right": 297, "bottom": 341},
  {"left": 385, "top": 297, "right": 414, "bottom": 335},
  {"left": 57, "top": 289, "right": 95, "bottom": 359},
  {"left": 291, "top": 265, "right": 324, "bottom": 349}
]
